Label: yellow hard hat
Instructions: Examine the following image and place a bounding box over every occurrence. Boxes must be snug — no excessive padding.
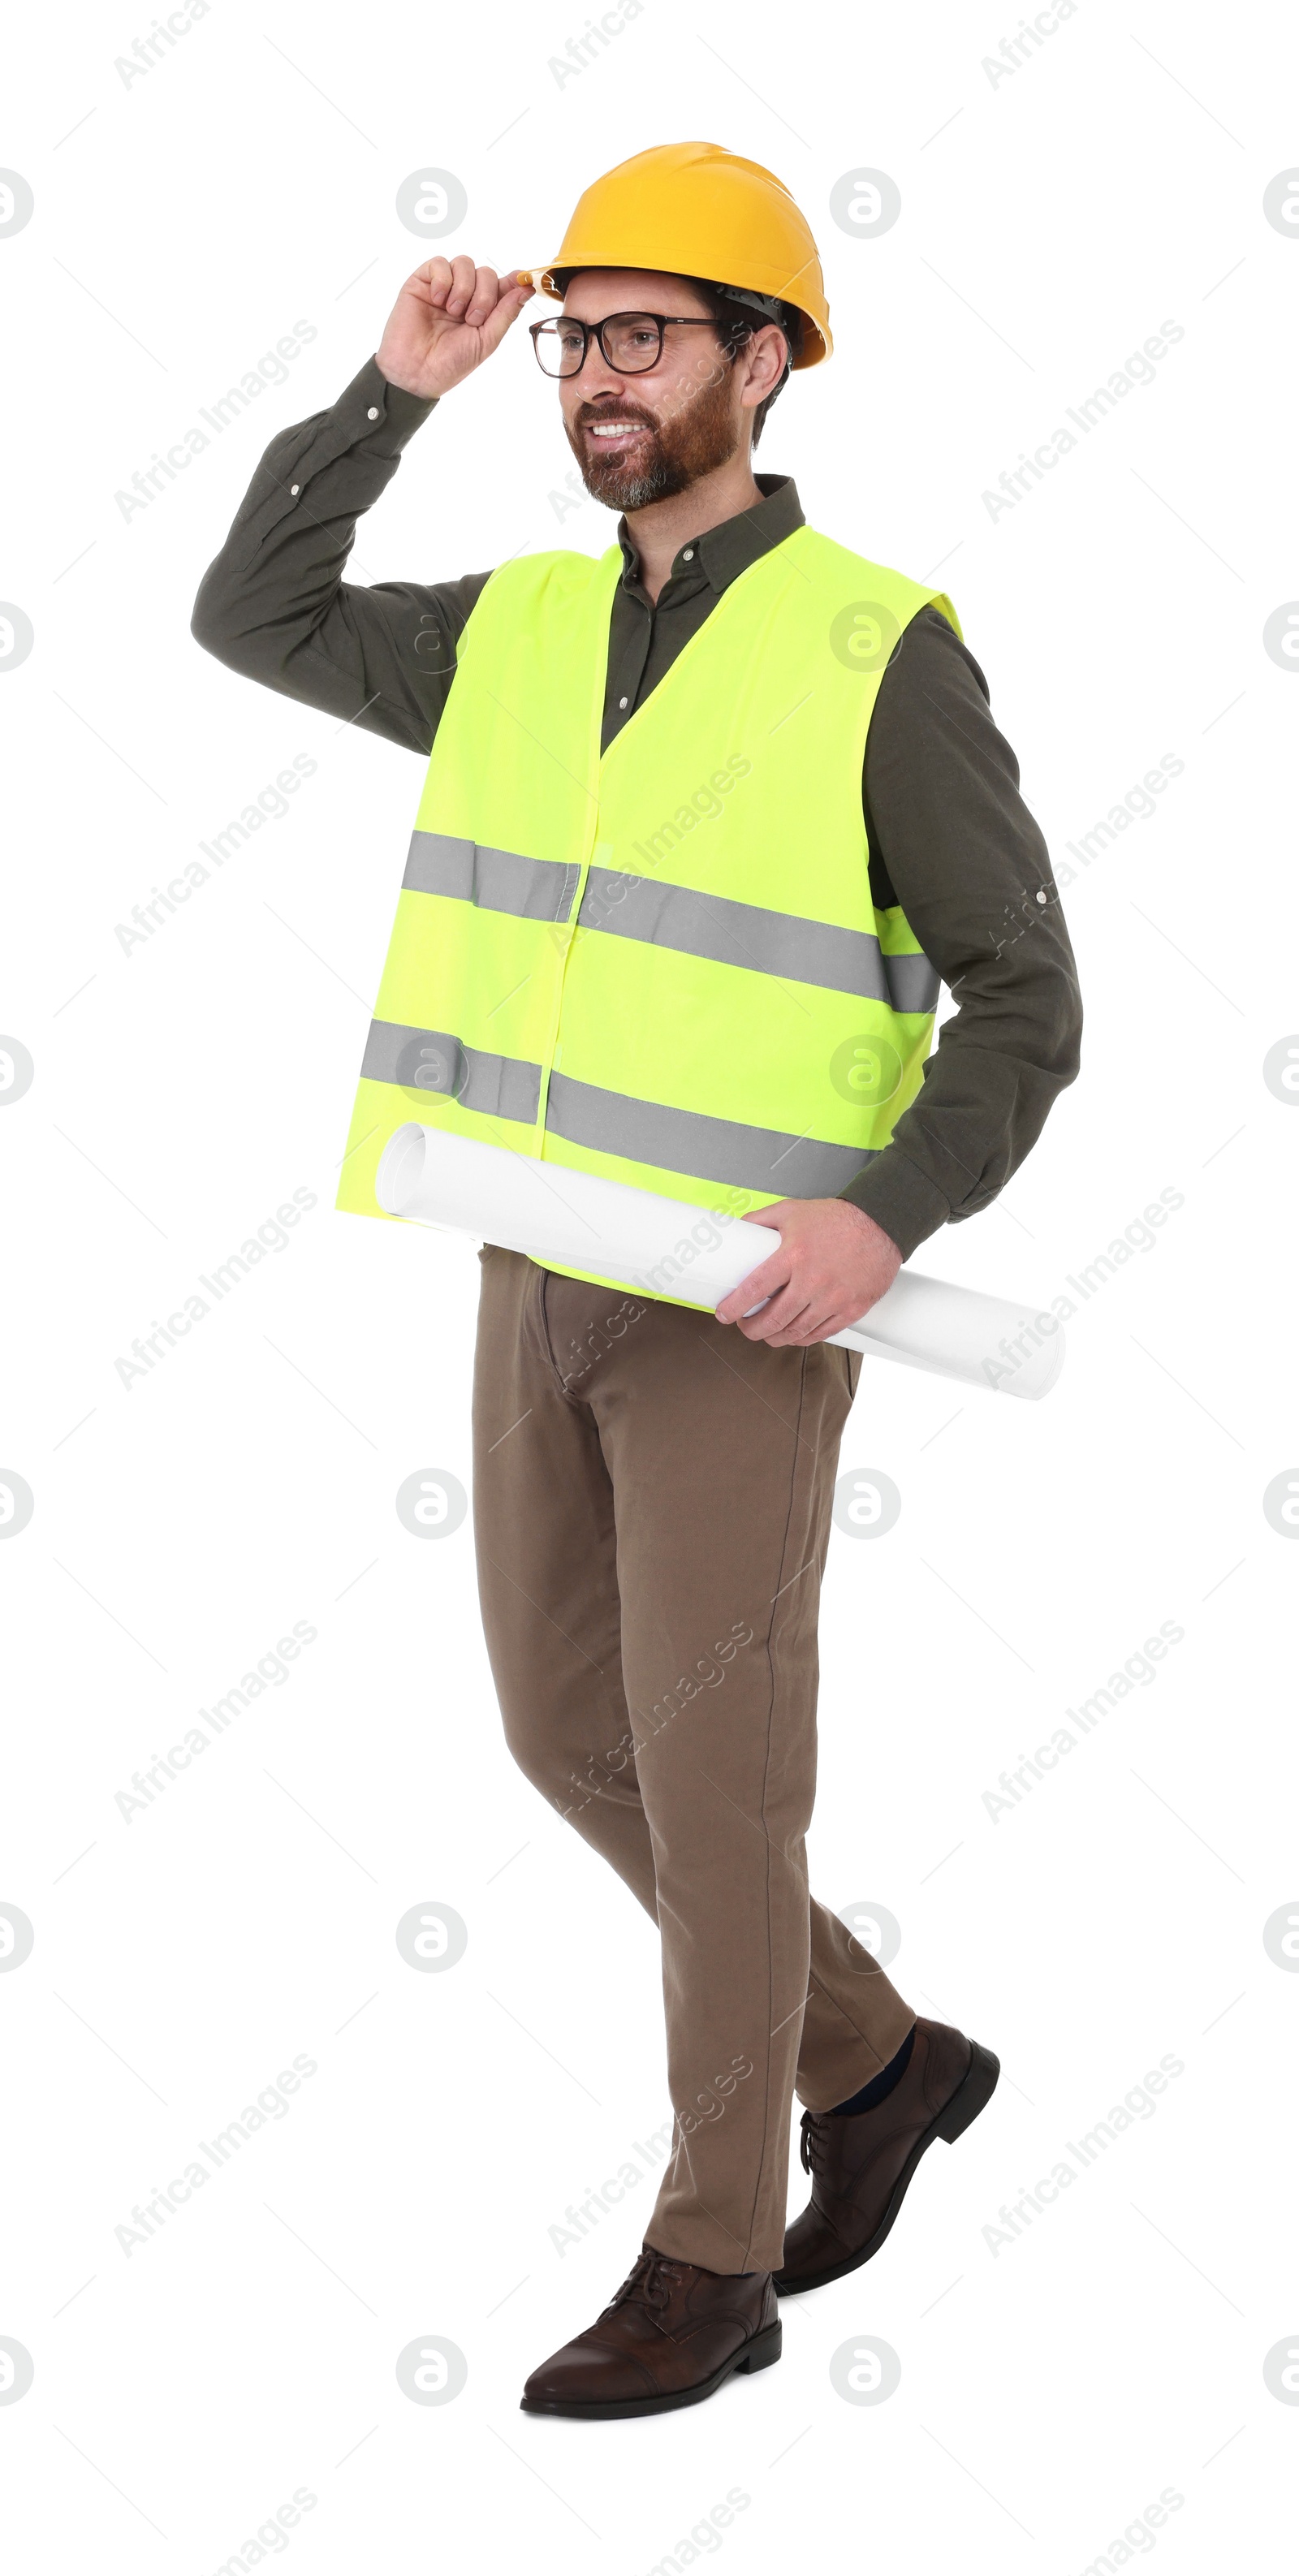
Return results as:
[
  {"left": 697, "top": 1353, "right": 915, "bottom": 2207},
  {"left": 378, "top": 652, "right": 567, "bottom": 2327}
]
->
[{"left": 529, "top": 140, "right": 831, "bottom": 368}]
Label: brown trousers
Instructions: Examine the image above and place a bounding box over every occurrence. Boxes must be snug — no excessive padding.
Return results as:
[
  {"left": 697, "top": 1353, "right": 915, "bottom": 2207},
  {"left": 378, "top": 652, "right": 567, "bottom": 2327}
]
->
[{"left": 471, "top": 1247, "right": 915, "bottom": 2275}]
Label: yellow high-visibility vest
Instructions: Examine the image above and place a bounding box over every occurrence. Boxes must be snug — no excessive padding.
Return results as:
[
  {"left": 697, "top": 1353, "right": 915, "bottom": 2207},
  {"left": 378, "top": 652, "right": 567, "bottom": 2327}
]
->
[{"left": 337, "top": 527, "right": 960, "bottom": 1294}]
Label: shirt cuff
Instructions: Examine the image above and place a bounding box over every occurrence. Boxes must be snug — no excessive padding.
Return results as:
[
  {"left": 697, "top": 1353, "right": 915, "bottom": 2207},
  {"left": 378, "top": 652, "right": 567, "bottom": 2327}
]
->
[
  {"left": 349, "top": 352, "right": 438, "bottom": 444},
  {"left": 838, "top": 1150, "right": 952, "bottom": 1262},
  {"left": 368, "top": 356, "right": 440, "bottom": 440}
]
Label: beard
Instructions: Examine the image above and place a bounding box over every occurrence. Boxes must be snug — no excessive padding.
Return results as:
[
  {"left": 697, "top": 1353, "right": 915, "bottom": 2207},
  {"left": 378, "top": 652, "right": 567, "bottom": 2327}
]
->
[{"left": 566, "top": 363, "right": 743, "bottom": 510}]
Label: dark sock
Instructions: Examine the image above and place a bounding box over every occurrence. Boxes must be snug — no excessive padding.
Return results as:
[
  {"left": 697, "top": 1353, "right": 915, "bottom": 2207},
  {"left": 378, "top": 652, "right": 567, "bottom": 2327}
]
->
[{"left": 828, "top": 2023, "right": 916, "bottom": 2117}]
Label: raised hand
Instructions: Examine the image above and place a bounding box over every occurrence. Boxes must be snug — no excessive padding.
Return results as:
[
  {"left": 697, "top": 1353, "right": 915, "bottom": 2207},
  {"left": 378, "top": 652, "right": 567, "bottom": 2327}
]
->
[{"left": 376, "top": 257, "right": 536, "bottom": 401}]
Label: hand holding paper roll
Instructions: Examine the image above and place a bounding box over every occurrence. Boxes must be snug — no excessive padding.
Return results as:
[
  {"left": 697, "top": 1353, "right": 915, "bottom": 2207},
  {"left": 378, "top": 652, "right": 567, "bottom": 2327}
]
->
[
  {"left": 375, "top": 1123, "right": 1065, "bottom": 1399},
  {"left": 714, "top": 1191, "right": 904, "bottom": 1348}
]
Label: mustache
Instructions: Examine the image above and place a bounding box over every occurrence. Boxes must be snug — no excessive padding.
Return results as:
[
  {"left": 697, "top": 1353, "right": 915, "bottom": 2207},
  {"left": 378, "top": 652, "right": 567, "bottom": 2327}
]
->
[{"left": 576, "top": 404, "right": 658, "bottom": 431}]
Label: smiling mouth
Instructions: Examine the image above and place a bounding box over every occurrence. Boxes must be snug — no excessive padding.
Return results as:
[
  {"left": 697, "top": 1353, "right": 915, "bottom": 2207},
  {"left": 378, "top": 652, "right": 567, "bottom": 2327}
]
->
[{"left": 584, "top": 418, "right": 652, "bottom": 444}]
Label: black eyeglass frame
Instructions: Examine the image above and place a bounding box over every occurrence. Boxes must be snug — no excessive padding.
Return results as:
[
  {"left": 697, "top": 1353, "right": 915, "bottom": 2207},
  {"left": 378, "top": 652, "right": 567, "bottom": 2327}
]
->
[{"left": 528, "top": 309, "right": 753, "bottom": 378}]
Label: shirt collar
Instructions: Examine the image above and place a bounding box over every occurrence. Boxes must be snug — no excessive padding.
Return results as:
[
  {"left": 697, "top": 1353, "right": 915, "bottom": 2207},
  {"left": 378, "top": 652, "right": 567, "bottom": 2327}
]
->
[{"left": 616, "top": 473, "right": 805, "bottom": 598}]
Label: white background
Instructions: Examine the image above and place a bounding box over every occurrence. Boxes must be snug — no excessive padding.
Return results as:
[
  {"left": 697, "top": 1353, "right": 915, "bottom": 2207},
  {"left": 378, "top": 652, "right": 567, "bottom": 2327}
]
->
[{"left": 2, "top": 1, "right": 1297, "bottom": 2569}]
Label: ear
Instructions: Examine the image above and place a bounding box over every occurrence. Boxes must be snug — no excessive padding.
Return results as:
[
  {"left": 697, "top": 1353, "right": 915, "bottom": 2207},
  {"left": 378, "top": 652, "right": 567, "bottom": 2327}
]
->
[{"left": 738, "top": 322, "right": 788, "bottom": 408}]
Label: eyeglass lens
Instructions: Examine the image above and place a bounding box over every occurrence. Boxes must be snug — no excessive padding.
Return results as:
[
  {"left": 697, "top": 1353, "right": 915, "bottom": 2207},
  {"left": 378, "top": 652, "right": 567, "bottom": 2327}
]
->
[{"left": 534, "top": 313, "right": 666, "bottom": 376}]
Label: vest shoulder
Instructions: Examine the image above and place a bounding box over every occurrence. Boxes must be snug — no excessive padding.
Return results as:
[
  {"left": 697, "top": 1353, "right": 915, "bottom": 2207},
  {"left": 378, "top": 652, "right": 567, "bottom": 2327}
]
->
[
  {"left": 794, "top": 527, "right": 962, "bottom": 642},
  {"left": 795, "top": 525, "right": 935, "bottom": 601},
  {"left": 479, "top": 547, "right": 618, "bottom": 601}
]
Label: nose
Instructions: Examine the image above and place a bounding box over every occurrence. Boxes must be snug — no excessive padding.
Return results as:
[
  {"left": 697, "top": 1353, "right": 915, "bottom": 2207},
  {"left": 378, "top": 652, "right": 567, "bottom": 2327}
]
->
[{"left": 576, "top": 342, "right": 629, "bottom": 399}]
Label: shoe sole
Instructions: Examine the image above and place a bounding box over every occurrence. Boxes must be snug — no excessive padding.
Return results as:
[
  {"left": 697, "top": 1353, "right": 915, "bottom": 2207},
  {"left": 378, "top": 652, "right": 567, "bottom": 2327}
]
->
[
  {"left": 519, "top": 2319, "right": 783, "bottom": 2420},
  {"left": 773, "top": 2039, "right": 1000, "bottom": 2298}
]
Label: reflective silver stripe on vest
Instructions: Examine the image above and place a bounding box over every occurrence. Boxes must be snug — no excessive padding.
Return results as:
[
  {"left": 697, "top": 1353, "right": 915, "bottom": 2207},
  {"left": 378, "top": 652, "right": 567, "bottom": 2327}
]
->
[
  {"left": 577, "top": 866, "right": 893, "bottom": 1000},
  {"left": 403, "top": 831, "right": 581, "bottom": 924},
  {"left": 360, "top": 1020, "right": 541, "bottom": 1123},
  {"left": 545, "top": 1072, "right": 877, "bottom": 1198},
  {"left": 883, "top": 951, "right": 941, "bottom": 1013}
]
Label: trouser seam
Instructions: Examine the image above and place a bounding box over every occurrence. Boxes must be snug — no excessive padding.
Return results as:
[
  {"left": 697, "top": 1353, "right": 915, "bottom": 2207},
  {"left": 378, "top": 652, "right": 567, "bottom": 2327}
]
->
[{"left": 739, "top": 1344, "right": 811, "bottom": 2271}]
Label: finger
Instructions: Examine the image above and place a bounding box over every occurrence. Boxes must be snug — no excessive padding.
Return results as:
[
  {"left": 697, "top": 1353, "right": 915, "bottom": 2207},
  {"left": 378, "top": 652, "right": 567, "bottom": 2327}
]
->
[
  {"left": 478, "top": 276, "right": 535, "bottom": 354},
  {"left": 737, "top": 1287, "right": 815, "bottom": 1342},
  {"left": 715, "top": 1239, "right": 788, "bottom": 1323},
  {"left": 464, "top": 264, "right": 498, "bottom": 326},
  {"left": 444, "top": 253, "right": 479, "bottom": 316},
  {"left": 775, "top": 1313, "right": 838, "bottom": 1346},
  {"left": 420, "top": 257, "right": 455, "bottom": 305}
]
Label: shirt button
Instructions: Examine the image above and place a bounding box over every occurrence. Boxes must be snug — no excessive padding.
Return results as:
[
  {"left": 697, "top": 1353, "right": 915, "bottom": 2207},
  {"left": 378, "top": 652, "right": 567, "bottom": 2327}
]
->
[
  {"left": 290, "top": 484, "right": 300, "bottom": 496},
  {"left": 682, "top": 547, "right": 694, "bottom": 561},
  {"left": 619, "top": 695, "right": 628, "bottom": 709},
  {"left": 366, "top": 406, "right": 379, "bottom": 420},
  {"left": 1035, "top": 890, "right": 1047, "bottom": 904}
]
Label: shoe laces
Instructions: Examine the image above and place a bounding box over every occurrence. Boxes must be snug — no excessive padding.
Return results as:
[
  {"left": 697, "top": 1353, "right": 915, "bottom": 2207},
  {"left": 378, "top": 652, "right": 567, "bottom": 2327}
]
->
[
  {"left": 604, "top": 2249, "right": 682, "bottom": 2317},
  {"left": 800, "top": 2109, "right": 830, "bottom": 2176}
]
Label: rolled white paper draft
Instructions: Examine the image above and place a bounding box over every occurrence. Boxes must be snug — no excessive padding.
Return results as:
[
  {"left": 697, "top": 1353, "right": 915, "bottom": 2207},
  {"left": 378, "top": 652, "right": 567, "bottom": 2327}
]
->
[{"left": 375, "top": 1122, "right": 1065, "bottom": 1400}]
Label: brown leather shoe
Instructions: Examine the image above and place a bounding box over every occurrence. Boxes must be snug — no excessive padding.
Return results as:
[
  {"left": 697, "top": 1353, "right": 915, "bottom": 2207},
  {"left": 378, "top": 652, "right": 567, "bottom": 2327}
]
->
[
  {"left": 775, "top": 2018, "right": 999, "bottom": 2296},
  {"left": 520, "top": 2246, "right": 781, "bottom": 2419}
]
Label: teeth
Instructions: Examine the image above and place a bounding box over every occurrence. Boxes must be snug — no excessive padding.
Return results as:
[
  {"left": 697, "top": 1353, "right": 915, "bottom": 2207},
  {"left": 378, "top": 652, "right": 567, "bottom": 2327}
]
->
[{"left": 590, "top": 423, "right": 643, "bottom": 436}]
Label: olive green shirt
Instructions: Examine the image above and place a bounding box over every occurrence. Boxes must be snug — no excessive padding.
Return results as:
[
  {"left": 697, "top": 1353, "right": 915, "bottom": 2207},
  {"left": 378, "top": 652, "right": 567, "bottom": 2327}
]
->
[{"left": 192, "top": 356, "right": 1082, "bottom": 1258}]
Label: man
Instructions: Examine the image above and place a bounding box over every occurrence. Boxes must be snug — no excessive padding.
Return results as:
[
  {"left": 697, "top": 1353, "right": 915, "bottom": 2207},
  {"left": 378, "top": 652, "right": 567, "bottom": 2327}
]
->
[{"left": 192, "top": 140, "right": 1081, "bottom": 2422}]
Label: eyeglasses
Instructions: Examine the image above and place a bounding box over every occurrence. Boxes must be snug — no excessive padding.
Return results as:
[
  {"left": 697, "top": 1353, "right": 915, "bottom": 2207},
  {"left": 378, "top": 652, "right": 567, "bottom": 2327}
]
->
[{"left": 529, "top": 310, "right": 739, "bottom": 378}]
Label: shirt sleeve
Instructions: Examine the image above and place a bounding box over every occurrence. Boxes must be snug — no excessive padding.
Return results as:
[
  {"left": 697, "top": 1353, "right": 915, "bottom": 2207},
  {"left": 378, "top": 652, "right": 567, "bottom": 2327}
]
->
[
  {"left": 190, "top": 354, "right": 491, "bottom": 757},
  {"left": 838, "top": 606, "right": 1083, "bottom": 1260}
]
